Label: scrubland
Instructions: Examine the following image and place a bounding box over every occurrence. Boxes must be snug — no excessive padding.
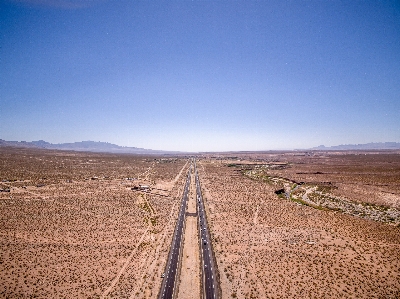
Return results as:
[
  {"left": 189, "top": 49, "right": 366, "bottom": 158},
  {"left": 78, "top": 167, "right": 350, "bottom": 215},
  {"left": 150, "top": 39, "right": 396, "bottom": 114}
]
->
[
  {"left": 2, "top": 147, "right": 400, "bottom": 299},
  {"left": 0, "top": 147, "right": 188, "bottom": 298},
  {"left": 198, "top": 152, "right": 400, "bottom": 299}
]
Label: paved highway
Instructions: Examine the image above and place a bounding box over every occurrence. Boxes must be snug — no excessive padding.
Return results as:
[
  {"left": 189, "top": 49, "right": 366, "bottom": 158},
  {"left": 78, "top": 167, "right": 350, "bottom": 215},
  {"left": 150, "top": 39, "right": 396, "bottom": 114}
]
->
[
  {"left": 158, "top": 163, "right": 192, "bottom": 299},
  {"left": 195, "top": 160, "right": 218, "bottom": 299}
]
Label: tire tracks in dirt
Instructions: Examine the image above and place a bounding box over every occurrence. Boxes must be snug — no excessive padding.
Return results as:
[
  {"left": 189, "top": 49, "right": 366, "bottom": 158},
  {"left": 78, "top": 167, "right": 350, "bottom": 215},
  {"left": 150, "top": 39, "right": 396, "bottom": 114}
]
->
[
  {"left": 101, "top": 160, "right": 190, "bottom": 298},
  {"left": 101, "top": 224, "right": 151, "bottom": 298},
  {"left": 128, "top": 199, "right": 180, "bottom": 298}
]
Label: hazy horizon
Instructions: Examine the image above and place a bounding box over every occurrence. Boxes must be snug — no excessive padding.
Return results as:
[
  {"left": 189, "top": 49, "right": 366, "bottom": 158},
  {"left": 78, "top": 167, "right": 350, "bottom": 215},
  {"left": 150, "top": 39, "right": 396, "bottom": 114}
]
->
[{"left": 1, "top": 0, "right": 399, "bottom": 152}]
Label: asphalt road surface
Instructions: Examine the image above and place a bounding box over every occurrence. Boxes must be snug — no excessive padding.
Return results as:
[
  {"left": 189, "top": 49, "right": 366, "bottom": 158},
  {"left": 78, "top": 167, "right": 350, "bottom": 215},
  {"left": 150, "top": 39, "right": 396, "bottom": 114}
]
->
[
  {"left": 158, "top": 163, "right": 192, "bottom": 299},
  {"left": 195, "top": 161, "right": 218, "bottom": 299}
]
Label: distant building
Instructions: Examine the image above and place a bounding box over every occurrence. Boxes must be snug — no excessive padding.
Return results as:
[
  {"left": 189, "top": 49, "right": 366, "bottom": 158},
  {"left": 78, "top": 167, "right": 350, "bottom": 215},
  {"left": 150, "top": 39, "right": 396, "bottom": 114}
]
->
[
  {"left": 131, "top": 185, "right": 151, "bottom": 192},
  {"left": 139, "top": 185, "right": 150, "bottom": 191}
]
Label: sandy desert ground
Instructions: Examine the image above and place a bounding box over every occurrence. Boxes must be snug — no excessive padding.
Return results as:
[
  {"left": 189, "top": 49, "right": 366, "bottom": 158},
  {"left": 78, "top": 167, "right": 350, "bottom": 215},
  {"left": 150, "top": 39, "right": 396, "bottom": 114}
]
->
[
  {"left": 1, "top": 147, "right": 400, "bottom": 298},
  {"left": 197, "top": 151, "right": 400, "bottom": 299},
  {"left": 0, "top": 146, "right": 190, "bottom": 298}
]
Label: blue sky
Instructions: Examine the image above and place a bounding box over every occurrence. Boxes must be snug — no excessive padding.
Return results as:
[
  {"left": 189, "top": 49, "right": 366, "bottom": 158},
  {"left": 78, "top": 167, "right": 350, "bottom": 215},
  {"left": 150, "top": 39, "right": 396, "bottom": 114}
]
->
[{"left": 1, "top": 0, "right": 400, "bottom": 151}]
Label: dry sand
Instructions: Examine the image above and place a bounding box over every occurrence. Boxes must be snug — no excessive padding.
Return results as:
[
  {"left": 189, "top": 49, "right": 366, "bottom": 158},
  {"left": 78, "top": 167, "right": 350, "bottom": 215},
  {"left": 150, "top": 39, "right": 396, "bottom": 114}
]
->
[
  {"left": 0, "top": 147, "right": 189, "bottom": 298},
  {"left": 197, "top": 154, "right": 400, "bottom": 299},
  {"left": 2, "top": 147, "right": 399, "bottom": 299}
]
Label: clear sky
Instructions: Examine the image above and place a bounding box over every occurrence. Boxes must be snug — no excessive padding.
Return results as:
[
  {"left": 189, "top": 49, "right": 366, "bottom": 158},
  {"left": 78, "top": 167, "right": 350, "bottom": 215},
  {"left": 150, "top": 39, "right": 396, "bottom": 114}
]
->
[{"left": 1, "top": 0, "right": 400, "bottom": 152}]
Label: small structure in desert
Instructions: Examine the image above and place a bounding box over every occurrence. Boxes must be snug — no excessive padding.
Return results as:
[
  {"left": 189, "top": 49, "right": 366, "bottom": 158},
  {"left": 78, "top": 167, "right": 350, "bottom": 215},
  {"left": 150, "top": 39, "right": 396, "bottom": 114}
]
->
[
  {"left": 131, "top": 184, "right": 151, "bottom": 192},
  {"left": 139, "top": 184, "right": 150, "bottom": 191}
]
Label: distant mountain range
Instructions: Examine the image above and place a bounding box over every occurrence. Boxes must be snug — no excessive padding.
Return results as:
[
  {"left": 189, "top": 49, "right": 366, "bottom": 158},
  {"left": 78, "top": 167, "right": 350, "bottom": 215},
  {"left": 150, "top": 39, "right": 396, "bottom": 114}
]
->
[
  {"left": 0, "top": 139, "right": 180, "bottom": 155},
  {"left": 1, "top": 139, "right": 399, "bottom": 153},
  {"left": 310, "top": 142, "right": 400, "bottom": 150}
]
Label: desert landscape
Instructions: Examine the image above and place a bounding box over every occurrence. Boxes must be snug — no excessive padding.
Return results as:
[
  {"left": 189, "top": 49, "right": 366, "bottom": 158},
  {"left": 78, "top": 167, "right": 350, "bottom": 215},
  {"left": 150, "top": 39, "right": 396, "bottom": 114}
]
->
[
  {"left": 197, "top": 151, "right": 400, "bottom": 298},
  {"left": 3, "top": 0, "right": 399, "bottom": 298},
  {"left": 1, "top": 147, "right": 400, "bottom": 298},
  {"left": 0, "top": 146, "right": 190, "bottom": 298}
]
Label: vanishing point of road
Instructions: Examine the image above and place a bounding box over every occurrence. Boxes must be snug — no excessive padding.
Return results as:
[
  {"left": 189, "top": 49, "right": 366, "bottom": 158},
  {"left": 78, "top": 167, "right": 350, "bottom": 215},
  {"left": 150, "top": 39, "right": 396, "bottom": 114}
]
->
[
  {"left": 195, "top": 160, "right": 219, "bottom": 299},
  {"left": 158, "top": 163, "right": 191, "bottom": 299},
  {"left": 158, "top": 159, "right": 218, "bottom": 299}
]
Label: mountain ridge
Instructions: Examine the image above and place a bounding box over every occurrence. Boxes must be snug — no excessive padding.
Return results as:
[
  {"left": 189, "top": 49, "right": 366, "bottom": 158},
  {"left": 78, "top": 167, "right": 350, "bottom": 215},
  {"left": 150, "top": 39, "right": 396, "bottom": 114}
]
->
[
  {"left": 0, "top": 139, "right": 180, "bottom": 155},
  {"left": 1, "top": 139, "right": 400, "bottom": 153},
  {"left": 310, "top": 142, "right": 400, "bottom": 150}
]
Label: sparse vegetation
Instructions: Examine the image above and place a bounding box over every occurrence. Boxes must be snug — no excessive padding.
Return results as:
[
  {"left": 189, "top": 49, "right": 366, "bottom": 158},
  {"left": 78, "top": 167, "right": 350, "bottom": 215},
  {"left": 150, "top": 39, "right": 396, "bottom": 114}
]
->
[
  {"left": 245, "top": 165, "right": 400, "bottom": 224},
  {"left": 0, "top": 147, "right": 189, "bottom": 298},
  {"left": 1, "top": 148, "right": 400, "bottom": 299},
  {"left": 196, "top": 152, "right": 400, "bottom": 299}
]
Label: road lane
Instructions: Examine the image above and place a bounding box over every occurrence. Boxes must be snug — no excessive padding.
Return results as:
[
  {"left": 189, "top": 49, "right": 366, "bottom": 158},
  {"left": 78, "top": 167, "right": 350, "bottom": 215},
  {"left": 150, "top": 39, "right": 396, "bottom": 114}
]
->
[
  {"left": 158, "top": 162, "right": 192, "bottom": 299},
  {"left": 195, "top": 160, "right": 218, "bottom": 299},
  {"left": 158, "top": 159, "right": 219, "bottom": 299}
]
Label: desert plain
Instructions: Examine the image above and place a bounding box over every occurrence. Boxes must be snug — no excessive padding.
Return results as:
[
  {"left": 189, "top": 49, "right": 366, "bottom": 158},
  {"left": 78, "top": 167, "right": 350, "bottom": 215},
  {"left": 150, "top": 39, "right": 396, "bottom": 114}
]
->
[
  {"left": 1, "top": 147, "right": 400, "bottom": 298},
  {"left": 197, "top": 151, "right": 400, "bottom": 299},
  {"left": 0, "top": 146, "right": 189, "bottom": 298}
]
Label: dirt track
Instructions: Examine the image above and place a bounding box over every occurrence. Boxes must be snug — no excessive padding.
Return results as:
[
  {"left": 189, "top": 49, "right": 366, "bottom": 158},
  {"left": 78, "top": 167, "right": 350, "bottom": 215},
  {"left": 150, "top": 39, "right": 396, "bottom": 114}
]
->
[
  {"left": 1, "top": 147, "right": 399, "bottom": 298},
  {"left": 197, "top": 154, "right": 400, "bottom": 299},
  {"left": 0, "top": 147, "right": 189, "bottom": 298}
]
